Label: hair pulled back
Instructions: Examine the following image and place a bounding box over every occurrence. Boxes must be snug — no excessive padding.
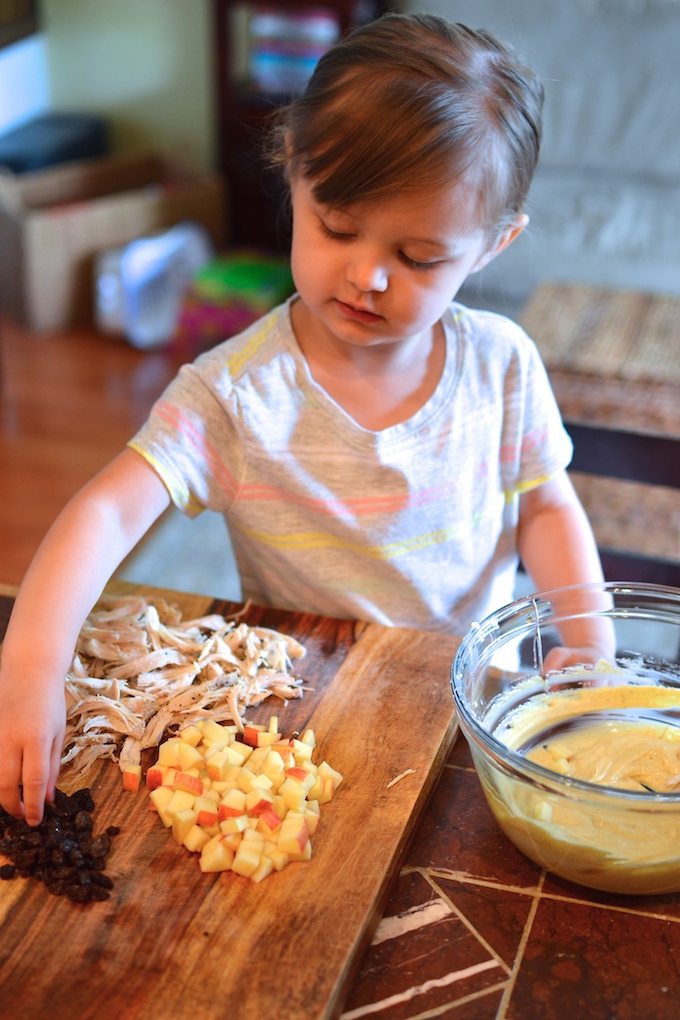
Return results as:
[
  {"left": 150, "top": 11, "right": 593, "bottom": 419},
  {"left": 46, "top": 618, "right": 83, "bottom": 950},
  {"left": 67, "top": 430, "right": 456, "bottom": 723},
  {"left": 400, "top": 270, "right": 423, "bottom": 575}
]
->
[{"left": 268, "top": 13, "right": 544, "bottom": 235}]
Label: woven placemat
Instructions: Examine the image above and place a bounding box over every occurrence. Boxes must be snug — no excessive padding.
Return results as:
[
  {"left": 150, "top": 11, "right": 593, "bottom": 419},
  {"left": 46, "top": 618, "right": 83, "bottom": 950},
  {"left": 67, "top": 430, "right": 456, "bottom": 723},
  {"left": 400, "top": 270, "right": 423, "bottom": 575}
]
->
[
  {"left": 571, "top": 472, "right": 680, "bottom": 563},
  {"left": 521, "top": 282, "right": 680, "bottom": 436}
]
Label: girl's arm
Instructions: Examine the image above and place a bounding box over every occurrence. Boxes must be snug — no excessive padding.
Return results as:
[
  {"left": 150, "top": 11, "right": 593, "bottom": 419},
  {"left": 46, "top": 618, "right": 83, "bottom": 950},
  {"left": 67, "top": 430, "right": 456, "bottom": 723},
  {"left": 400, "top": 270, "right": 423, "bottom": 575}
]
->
[
  {"left": 0, "top": 448, "right": 171, "bottom": 825},
  {"left": 517, "top": 470, "right": 615, "bottom": 670}
]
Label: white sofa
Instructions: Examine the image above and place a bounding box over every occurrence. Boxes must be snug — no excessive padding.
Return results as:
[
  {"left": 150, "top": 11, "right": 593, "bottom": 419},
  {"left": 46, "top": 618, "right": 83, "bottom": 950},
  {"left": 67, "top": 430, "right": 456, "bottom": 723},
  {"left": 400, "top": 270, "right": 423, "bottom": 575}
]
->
[{"left": 405, "top": 0, "right": 680, "bottom": 313}]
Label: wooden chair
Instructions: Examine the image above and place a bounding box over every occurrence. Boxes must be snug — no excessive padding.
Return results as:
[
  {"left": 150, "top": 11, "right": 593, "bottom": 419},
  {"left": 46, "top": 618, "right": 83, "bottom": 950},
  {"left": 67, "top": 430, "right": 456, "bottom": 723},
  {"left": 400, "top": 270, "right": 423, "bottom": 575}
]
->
[{"left": 520, "top": 282, "right": 680, "bottom": 587}]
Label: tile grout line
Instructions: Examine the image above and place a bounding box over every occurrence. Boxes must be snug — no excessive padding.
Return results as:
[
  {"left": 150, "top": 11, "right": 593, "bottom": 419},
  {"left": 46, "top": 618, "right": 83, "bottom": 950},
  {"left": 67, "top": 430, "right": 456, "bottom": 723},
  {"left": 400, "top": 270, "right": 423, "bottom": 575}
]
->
[
  {"left": 496, "top": 869, "right": 546, "bottom": 1019},
  {"left": 393, "top": 981, "right": 510, "bottom": 1020},
  {"left": 416, "top": 866, "right": 680, "bottom": 926},
  {"left": 421, "top": 869, "right": 513, "bottom": 977}
]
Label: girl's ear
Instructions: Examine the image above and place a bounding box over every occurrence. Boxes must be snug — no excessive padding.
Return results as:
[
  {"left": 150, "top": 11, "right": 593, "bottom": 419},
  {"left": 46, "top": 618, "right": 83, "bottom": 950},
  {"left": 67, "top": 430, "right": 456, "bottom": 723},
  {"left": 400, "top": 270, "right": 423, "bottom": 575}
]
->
[{"left": 471, "top": 214, "right": 529, "bottom": 273}]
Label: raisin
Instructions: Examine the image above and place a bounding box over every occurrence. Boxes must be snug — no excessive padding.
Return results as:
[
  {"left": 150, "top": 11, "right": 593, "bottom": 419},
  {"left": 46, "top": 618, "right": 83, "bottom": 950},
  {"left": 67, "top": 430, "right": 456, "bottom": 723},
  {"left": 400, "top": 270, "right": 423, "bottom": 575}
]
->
[
  {"left": 0, "top": 786, "right": 118, "bottom": 905},
  {"left": 89, "top": 833, "right": 111, "bottom": 858}
]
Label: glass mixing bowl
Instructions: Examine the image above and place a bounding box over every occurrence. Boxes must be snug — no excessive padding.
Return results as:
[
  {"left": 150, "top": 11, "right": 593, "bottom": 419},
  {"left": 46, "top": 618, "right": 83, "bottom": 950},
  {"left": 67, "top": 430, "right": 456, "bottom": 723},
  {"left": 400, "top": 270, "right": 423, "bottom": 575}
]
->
[{"left": 451, "top": 582, "right": 680, "bottom": 895}]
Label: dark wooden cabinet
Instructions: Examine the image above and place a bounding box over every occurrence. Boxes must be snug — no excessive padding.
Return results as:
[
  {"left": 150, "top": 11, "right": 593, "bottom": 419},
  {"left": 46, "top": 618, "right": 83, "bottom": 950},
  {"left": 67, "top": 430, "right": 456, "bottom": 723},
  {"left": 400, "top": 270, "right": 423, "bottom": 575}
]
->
[{"left": 213, "top": 0, "right": 389, "bottom": 252}]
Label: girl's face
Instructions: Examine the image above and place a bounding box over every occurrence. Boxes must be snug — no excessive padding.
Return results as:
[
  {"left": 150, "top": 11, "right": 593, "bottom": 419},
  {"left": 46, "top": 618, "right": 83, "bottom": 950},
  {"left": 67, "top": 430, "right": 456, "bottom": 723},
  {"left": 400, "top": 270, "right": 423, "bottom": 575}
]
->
[{"left": 289, "top": 174, "right": 523, "bottom": 353}]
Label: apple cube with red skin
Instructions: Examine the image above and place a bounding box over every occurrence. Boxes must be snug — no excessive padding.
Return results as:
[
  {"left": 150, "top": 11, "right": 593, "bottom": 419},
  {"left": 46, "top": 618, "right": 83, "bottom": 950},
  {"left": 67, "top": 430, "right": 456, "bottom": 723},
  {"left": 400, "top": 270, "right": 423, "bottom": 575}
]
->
[
  {"left": 122, "top": 765, "right": 142, "bottom": 792},
  {"left": 256, "top": 805, "right": 283, "bottom": 837},
  {"left": 174, "top": 772, "right": 204, "bottom": 797},
  {"left": 147, "top": 714, "right": 341, "bottom": 885},
  {"left": 194, "top": 796, "right": 219, "bottom": 828},
  {"left": 245, "top": 787, "right": 275, "bottom": 816},
  {"left": 278, "top": 813, "right": 309, "bottom": 856},
  {"left": 218, "top": 789, "right": 247, "bottom": 820}
]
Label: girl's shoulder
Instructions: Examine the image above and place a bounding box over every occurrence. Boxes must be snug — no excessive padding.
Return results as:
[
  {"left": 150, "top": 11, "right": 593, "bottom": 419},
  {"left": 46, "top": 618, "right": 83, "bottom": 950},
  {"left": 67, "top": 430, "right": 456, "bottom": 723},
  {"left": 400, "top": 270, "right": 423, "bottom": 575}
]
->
[
  {"left": 445, "top": 300, "right": 541, "bottom": 368},
  {"left": 446, "top": 300, "right": 534, "bottom": 348},
  {"left": 190, "top": 299, "right": 298, "bottom": 385}
]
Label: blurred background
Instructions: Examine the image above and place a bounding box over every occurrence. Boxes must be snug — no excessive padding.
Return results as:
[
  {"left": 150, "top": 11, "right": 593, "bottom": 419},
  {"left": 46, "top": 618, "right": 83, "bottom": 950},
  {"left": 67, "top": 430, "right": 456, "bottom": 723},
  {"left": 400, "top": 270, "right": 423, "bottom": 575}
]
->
[{"left": 1, "top": 0, "right": 678, "bottom": 600}]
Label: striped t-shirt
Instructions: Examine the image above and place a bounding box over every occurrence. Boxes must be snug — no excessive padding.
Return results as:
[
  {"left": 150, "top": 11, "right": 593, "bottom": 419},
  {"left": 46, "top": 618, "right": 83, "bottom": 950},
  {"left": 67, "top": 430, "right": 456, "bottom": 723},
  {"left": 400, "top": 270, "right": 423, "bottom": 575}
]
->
[{"left": 130, "top": 297, "right": 572, "bottom": 633}]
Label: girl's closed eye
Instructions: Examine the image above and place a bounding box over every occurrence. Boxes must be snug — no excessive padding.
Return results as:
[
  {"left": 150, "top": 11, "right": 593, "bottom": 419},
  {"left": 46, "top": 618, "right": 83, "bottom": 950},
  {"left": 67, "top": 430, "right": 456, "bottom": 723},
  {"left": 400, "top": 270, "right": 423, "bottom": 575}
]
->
[
  {"left": 319, "top": 219, "right": 354, "bottom": 241},
  {"left": 399, "top": 252, "right": 442, "bottom": 272}
]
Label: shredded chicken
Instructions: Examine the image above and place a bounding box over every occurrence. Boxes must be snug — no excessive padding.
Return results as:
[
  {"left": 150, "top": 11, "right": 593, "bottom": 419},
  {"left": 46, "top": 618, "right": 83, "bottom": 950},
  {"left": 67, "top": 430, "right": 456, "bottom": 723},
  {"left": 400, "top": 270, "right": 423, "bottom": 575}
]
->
[{"left": 59, "top": 595, "right": 307, "bottom": 792}]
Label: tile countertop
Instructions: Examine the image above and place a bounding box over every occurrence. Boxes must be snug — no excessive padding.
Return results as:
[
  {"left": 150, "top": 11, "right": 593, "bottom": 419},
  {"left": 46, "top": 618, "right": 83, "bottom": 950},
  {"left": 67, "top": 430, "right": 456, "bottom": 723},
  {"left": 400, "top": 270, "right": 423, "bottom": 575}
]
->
[
  {"left": 3, "top": 585, "right": 680, "bottom": 1019},
  {"left": 343, "top": 736, "right": 680, "bottom": 1020}
]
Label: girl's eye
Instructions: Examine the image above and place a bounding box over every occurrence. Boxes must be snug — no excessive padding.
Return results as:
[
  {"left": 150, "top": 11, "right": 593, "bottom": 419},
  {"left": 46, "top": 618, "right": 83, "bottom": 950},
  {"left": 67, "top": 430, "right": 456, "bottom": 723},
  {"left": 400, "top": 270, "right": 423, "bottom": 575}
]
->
[
  {"left": 400, "top": 252, "right": 440, "bottom": 272},
  {"left": 319, "top": 221, "right": 353, "bottom": 241}
]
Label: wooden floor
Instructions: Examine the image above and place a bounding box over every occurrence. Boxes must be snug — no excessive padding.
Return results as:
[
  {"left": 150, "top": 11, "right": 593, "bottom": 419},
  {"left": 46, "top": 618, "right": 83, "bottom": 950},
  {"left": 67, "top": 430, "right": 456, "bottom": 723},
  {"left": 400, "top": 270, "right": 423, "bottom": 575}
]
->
[{"left": 0, "top": 315, "right": 186, "bottom": 587}]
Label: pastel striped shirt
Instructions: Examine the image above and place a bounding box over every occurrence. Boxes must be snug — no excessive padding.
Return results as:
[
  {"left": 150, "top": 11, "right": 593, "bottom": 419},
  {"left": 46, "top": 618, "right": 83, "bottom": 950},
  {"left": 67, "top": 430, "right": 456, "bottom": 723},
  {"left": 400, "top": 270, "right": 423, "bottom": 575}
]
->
[{"left": 129, "top": 298, "right": 572, "bottom": 632}]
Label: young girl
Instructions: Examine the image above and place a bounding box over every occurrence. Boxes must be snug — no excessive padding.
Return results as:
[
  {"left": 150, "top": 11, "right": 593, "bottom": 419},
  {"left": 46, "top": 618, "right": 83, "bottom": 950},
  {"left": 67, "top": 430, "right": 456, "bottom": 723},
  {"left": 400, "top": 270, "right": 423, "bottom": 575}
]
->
[{"left": 0, "top": 13, "right": 606, "bottom": 826}]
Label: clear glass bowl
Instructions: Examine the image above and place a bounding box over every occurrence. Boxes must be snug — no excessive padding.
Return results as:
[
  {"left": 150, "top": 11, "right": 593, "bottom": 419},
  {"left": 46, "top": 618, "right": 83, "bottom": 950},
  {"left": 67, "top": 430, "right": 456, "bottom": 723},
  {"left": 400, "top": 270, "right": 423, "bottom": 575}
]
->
[{"left": 451, "top": 582, "right": 680, "bottom": 895}]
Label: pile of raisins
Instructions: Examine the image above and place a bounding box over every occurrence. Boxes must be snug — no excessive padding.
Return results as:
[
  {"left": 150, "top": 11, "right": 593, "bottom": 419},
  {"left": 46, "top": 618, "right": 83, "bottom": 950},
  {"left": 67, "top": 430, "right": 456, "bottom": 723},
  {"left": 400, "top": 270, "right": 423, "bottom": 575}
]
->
[{"left": 0, "top": 787, "right": 119, "bottom": 903}]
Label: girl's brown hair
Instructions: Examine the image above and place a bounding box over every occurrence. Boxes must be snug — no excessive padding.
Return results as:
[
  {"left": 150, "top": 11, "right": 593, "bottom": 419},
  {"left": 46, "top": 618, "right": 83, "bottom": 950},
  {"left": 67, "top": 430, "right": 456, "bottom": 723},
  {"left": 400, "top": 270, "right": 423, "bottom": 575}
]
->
[{"left": 267, "top": 12, "right": 544, "bottom": 236}]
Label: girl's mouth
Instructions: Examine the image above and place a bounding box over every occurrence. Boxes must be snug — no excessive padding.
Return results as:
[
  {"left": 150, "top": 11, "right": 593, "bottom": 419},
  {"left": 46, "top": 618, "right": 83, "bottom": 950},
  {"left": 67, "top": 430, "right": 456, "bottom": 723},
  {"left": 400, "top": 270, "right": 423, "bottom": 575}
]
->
[{"left": 336, "top": 299, "right": 383, "bottom": 324}]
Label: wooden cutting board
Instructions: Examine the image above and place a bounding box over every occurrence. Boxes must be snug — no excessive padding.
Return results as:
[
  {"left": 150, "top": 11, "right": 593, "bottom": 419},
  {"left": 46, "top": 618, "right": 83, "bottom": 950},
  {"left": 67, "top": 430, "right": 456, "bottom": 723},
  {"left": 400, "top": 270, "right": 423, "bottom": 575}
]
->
[{"left": 0, "top": 580, "right": 459, "bottom": 1020}]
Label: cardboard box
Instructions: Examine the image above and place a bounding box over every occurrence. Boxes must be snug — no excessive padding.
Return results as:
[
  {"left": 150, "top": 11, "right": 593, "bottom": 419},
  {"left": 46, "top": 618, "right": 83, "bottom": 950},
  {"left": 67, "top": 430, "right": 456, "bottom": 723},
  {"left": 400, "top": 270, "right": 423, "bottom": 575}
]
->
[{"left": 0, "top": 151, "right": 227, "bottom": 332}]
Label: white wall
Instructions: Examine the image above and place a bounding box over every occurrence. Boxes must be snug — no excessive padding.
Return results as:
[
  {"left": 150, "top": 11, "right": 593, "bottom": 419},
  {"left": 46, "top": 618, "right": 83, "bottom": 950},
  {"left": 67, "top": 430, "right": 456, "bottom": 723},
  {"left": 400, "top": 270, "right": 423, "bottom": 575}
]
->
[
  {"left": 0, "top": 34, "right": 50, "bottom": 134},
  {"left": 32, "top": 0, "right": 216, "bottom": 173}
]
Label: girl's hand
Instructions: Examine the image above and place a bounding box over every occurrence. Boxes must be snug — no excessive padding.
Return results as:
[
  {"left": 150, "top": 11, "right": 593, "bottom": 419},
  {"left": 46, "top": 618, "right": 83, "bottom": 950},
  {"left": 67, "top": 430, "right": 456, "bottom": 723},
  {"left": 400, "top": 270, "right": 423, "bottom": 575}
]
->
[
  {"left": 542, "top": 643, "right": 613, "bottom": 675},
  {"left": 0, "top": 668, "right": 66, "bottom": 825},
  {"left": 0, "top": 448, "right": 171, "bottom": 826}
]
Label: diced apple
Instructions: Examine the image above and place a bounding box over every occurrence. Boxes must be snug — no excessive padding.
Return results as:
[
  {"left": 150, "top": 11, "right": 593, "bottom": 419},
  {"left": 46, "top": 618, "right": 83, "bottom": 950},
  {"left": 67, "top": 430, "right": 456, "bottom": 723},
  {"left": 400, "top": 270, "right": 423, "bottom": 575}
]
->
[
  {"left": 290, "top": 739, "right": 313, "bottom": 762},
  {"left": 173, "top": 772, "right": 204, "bottom": 797},
  {"left": 221, "top": 831, "right": 243, "bottom": 853},
  {"left": 250, "top": 856, "right": 274, "bottom": 884},
  {"left": 122, "top": 765, "right": 142, "bottom": 792},
  {"left": 304, "top": 807, "right": 320, "bottom": 836},
  {"left": 271, "top": 742, "right": 295, "bottom": 766},
  {"left": 242, "top": 827, "right": 265, "bottom": 847},
  {"left": 166, "top": 789, "right": 197, "bottom": 817},
  {"left": 262, "top": 750, "right": 285, "bottom": 776},
  {"left": 256, "top": 805, "right": 283, "bottom": 836},
  {"left": 278, "top": 813, "right": 310, "bottom": 855},
  {"left": 245, "top": 787, "right": 275, "bottom": 816},
  {"left": 287, "top": 839, "right": 312, "bottom": 862},
  {"left": 246, "top": 746, "right": 270, "bottom": 772},
  {"left": 201, "top": 718, "right": 230, "bottom": 749},
  {"left": 158, "top": 738, "right": 184, "bottom": 767},
  {"left": 178, "top": 744, "right": 205, "bottom": 771},
  {"left": 220, "top": 814, "right": 249, "bottom": 835},
  {"left": 226, "top": 741, "right": 253, "bottom": 766},
  {"left": 183, "top": 824, "right": 211, "bottom": 853},
  {"left": 285, "top": 766, "right": 315, "bottom": 790},
  {"left": 318, "top": 761, "right": 343, "bottom": 785},
  {"left": 179, "top": 723, "right": 203, "bottom": 747},
  {"left": 161, "top": 767, "right": 179, "bottom": 788},
  {"left": 280, "top": 777, "right": 307, "bottom": 812},
  {"left": 266, "top": 849, "right": 289, "bottom": 872},
  {"left": 231, "top": 840, "right": 262, "bottom": 878},
  {"left": 172, "top": 807, "right": 199, "bottom": 846},
  {"left": 200, "top": 838, "right": 235, "bottom": 873},
  {"left": 194, "top": 796, "right": 219, "bottom": 828},
  {"left": 243, "top": 724, "right": 265, "bottom": 747},
  {"left": 206, "top": 750, "right": 231, "bottom": 782},
  {"left": 218, "top": 788, "right": 247, "bottom": 819},
  {"left": 300, "top": 728, "right": 316, "bottom": 748},
  {"left": 149, "top": 785, "right": 174, "bottom": 826},
  {"left": 236, "top": 769, "right": 257, "bottom": 794},
  {"left": 145, "top": 764, "right": 167, "bottom": 791}
]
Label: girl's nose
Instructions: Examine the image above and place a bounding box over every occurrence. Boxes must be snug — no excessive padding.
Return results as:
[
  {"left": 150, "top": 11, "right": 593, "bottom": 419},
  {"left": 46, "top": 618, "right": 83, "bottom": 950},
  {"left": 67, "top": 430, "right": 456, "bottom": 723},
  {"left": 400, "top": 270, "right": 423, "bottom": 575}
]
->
[{"left": 346, "top": 252, "right": 389, "bottom": 293}]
